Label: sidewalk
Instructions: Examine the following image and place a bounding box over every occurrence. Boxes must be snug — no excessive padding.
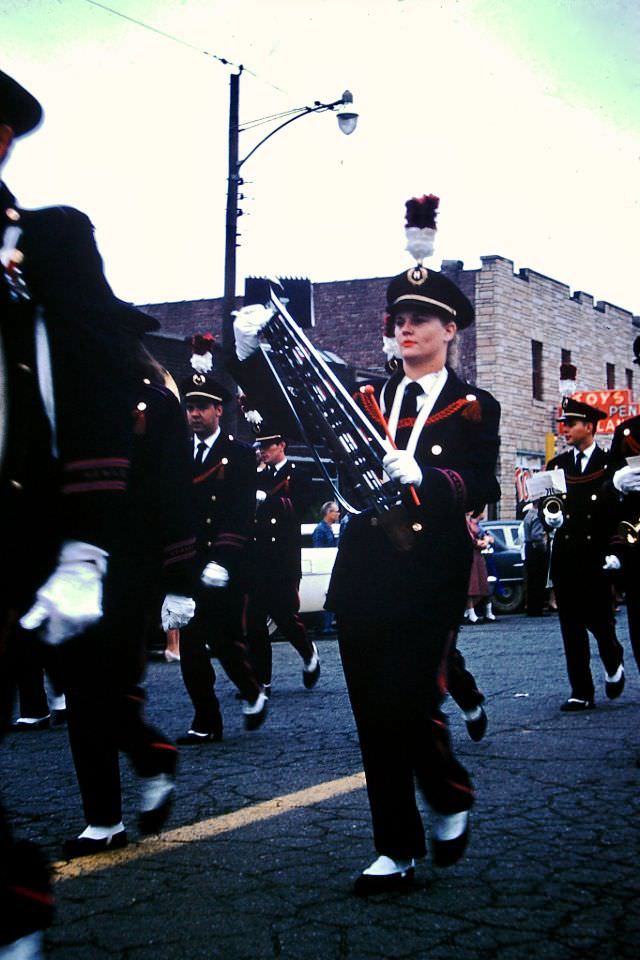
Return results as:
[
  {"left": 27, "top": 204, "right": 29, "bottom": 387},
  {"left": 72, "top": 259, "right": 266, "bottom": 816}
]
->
[{"left": 2, "top": 611, "right": 639, "bottom": 959}]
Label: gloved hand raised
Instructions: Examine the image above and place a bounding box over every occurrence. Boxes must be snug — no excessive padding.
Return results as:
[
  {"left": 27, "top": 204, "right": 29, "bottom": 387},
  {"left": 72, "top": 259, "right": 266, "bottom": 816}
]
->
[
  {"left": 382, "top": 450, "right": 423, "bottom": 488},
  {"left": 161, "top": 594, "right": 196, "bottom": 630},
  {"left": 201, "top": 561, "right": 230, "bottom": 588},
  {"left": 603, "top": 554, "right": 622, "bottom": 572},
  {"left": 613, "top": 465, "right": 640, "bottom": 495},
  {"left": 20, "top": 540, "right": 108, "bottom": 645},
  {"left": 233, "top": 304, "right": 276, "bottom": 361}
]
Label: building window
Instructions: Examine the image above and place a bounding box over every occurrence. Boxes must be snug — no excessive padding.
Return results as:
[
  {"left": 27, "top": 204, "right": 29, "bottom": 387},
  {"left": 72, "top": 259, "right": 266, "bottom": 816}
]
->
[
  {"left": 626, "top": 368, "right": 634, "bottom": 391},
  {"left": 561, "top": 348, "right": 572, "bottom": 365},
  {"left": 606, "top": 363, "right": 615, "bottom": 389},
  {"left": 531, "top": 340, "right": 543, "bottom": 401}
]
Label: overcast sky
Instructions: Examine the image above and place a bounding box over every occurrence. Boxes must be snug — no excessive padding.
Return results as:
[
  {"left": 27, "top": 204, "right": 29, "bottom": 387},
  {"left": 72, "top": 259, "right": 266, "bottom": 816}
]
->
[{"left": 3, "top": 0, "right": 639, "bottom": 313}]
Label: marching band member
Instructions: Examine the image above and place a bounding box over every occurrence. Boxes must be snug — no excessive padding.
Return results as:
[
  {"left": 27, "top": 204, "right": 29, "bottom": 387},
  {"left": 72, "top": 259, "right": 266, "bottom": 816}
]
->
[
  {"left": 546, "top": 396, "right": 625, "bottom": 712},
  {"left": 176, "top": 349, "right": 267, "bottom": 744},
  {"left": 604, "top": 336, "right": 640, "bottom": 732},
  {"left": 325, "top": 196, "right": 501, "bottom": 893}
]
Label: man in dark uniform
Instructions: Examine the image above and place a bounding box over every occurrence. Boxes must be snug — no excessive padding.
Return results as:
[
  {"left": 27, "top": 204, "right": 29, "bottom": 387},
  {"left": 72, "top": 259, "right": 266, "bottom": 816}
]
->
[
  {"left": 546, "top": 396, "right": 625, "bottom": 712},
  {"left": 246, "top": 429, "right": 320, "bottom": 694},
  {"left": 177, "top": 367, "right": 267, "bottom": 743},
  {"left": 0, "top": 68, "right": 196, "bottom": 951},
  {"left": 603, "top": 337, "right": 640, "bottom": 738}
]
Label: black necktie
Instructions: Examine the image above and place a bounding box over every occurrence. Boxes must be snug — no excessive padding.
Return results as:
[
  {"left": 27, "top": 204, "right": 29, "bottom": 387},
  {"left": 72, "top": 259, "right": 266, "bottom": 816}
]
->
[
  {"left": 195, "top": 440, "right": 208, "bottom": 466},
  {"left": 395, "top": 382, "right": 423, "bottom": 450},
  {"left": 575, "top": 451, "right": 585, "bottom": 473}
]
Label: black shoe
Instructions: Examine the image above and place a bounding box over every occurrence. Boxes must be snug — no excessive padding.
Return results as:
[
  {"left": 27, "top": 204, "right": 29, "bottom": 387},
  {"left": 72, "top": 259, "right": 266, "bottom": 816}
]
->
[
  {"left": 465, "top": 706, "right": 488, "bottom": 742},
  {"left": 9, "top": 716, "right": 50, "bottom": 732},
  {"left": 353, "top": 866, "right": 415, "bottom": 897},
  {"left": 605, "top": 666, "right": 625, "bottom": 700},
  {"left": 560, "top": 698, "right": 595, "bottom": 712},
  {"left": 138, "top": 773, "right": 175, "bottom": 835},
  {"left": 432, "top": 823, "right": 470, "bottom": 867},
  {"left": 62, "top": 830, "right": 128, "bottom": 860},
  {"left": 243, "top": 691, "right": 268, "bottom": 731},
  {"left": 302, "top": 643, "right": 321, "bottom": 690},
  {"left": 176, "top": 728, "right": 223, "bottom": 745}
]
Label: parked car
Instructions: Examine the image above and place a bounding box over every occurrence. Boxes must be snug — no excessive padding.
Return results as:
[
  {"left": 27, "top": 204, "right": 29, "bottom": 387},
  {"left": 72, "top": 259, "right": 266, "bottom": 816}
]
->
[
  {"left": 481, "top": 519, "right": 525, "bottom": 614},
  {"left": 299, "top": 522, "right": 340, "bottom": 616}
]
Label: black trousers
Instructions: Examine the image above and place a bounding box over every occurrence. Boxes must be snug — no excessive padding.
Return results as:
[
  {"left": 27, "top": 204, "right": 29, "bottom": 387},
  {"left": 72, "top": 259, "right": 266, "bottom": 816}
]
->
[
  {"left": 525, "top": 541, "right": 548, "bottom": 616},
  {"left": 179, "top": 582, "right": 260, "bottom": 733},
  {"left": 0, "top": 613, "right": 53, "bottom": 946},
  {"left": 447, "top": 643, "right": 484, "bottom": 712},
  {"left": 554, "top": 569, "right": 624, "bottom": 701},
  {"left": 53, "top": 600, "right": 177, "bottom": 826},
  {"left": 246, "top": 575, "right": 313, "bottom": 686},
  {"left": 621, "top": 553, "right": 640, "bottom": 672},
  {"left": 338, "top": 613, "right": 473, "bottom": 861}
]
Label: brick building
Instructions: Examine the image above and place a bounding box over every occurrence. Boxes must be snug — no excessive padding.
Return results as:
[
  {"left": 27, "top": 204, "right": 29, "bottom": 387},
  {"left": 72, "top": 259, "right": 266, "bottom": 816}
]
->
[{"left": 141, "top": 255, "right": 639, "bottom": 517}]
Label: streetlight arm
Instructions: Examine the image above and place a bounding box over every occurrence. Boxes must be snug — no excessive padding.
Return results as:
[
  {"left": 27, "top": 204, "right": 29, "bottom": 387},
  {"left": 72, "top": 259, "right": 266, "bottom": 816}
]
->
[{"left": 237, "top": 96, "right": 347, "bottom": 171}]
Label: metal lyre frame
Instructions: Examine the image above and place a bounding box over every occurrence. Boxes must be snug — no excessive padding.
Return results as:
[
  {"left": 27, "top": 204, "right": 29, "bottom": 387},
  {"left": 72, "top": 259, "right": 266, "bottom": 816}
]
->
[{"left": 259, "top": 289, "right": 410, "bottom": 528}]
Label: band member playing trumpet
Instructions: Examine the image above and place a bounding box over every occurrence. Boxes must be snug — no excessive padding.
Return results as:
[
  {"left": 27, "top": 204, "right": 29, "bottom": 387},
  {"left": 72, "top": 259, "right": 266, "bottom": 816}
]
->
[
  {"left": 604, "top": 336, "right": 640, "bottom": 721},
  {"left": 324, "top": 197, "right": 501, "bottom": 894},
  {"left": 546, "top": 397, "right": 625, "bottom": 712}
]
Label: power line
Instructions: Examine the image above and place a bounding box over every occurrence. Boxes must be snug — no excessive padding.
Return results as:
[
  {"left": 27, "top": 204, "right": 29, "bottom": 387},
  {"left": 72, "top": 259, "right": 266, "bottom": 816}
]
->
[{"left": 82, "top": 0, "right": 288, "bottom": 93}]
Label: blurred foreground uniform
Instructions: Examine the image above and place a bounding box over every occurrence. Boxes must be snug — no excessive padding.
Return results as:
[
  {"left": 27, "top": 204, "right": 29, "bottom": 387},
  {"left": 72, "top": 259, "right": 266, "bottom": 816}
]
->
[{"left": 547, "top": 397, "right": 624, "bottom": 710}]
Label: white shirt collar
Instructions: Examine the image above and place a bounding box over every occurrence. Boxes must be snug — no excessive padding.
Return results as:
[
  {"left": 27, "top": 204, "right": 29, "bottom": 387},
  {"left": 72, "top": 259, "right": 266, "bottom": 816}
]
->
[
  {"left": 273, "top": 456, "right": 287, "bottom": 474},
  {"left": 575, "top": 441, "right": 596, "bottom": 467},
  {"left": 193, "top": 427, "right": 220, "bottom": 456}
]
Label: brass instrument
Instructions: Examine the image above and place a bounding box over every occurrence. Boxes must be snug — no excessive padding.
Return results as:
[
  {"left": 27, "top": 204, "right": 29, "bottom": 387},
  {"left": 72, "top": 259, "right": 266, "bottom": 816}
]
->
[
  {"left": 256, "top": 289, "right": 418, "bottom": 551},
  {"left": 539, "top": 494, "right": 565, "bottom": 530},
  {"left": 618, "top": 518, "right": 640, "bottom": 546}
]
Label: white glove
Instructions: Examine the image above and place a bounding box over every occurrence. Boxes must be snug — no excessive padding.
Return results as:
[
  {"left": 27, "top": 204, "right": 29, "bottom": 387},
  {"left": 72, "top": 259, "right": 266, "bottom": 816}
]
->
[
  {"left": 20, "top": 540, "right": 108, "bottom": 646},
  {"left": 382, "top": 449, "right": 423, "bottom": 487},
  {"left": 603, "top": 554, "right": 622, "bottom": 571},
  {"left": 256, "top": 489, "right": 267, "bottom": 503},
  {"left": 233, "top": 303, "right": 276, "bottom": 361},
  {"left": 161, "top": 594, "right": 196, "bottom": 630},
  {"left": 543, "top": 505, "right": 564, "bottom": 529},
  {"left": 613, "top": 465, "right": 640, "bottom": 495},
  {"left": 201, "top": 561, "right": 230, "bottom": 588}
]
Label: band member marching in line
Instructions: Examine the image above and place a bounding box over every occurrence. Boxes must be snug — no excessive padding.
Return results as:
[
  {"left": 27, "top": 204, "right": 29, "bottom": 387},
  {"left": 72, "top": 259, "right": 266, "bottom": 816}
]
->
[
  {"left": 603, "top": 336, "right": 640, "bottom": 758},
  {"left": 545, "top": 393, "right": 625, "bottom": 712},
  {"left": 176, "top": 339, "right": 268, "bottom": 744},
  {"left": 324, "top": 196, "right": 501, "bottom": 894},
  {"left": 246, "top": 423, "right": 320, "bottom": 696}
]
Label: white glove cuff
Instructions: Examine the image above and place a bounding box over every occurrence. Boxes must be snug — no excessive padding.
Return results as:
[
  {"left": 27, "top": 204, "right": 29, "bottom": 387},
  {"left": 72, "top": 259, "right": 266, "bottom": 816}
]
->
[{"left": 59, "top": 540, "right": 108, "bottom": 576}]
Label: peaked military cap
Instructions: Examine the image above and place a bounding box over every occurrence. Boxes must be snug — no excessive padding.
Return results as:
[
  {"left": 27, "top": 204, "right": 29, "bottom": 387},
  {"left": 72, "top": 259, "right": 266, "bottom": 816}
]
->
[
  {"left": 0, "top": 70, "right": 43, "bottom": 137},
  {"left": 181, "top": 373, "right": 231, "bottom": 404},
  {"left": 385, "top": 267, "right": 475, "bottom": 329},
  {"left": 558, "top": 396, "right": 607, "bottom": 424}
]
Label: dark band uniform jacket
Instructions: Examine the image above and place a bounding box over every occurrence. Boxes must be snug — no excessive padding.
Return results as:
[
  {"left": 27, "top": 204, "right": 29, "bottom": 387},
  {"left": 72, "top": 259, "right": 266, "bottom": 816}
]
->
[
  {"left": 1, "top": 184, "right": 160, "bottom": 610},
  {"left": 253, "top": 458, "right": 313, "bottom": 581},
  {"left": 191, "top": 432, "right": 257, "bottom": 588},
  {"left": 546, "top": 445, "right": 611, "bottom": 581},
  {"left": 326, "top": 367, "right": 501, "bottom": 624}
]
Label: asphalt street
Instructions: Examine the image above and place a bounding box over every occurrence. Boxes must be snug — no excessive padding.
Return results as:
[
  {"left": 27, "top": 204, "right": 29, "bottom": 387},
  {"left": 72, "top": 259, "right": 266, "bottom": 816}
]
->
[{"left": 2, "top": 610, "right": 639, "bottom": 960}]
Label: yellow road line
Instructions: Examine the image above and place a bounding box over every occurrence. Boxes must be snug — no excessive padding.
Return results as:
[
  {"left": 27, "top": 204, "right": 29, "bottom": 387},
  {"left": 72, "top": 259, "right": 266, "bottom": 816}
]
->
[{"left": 53, "top": 771, "right": 366, "bottom": 882}]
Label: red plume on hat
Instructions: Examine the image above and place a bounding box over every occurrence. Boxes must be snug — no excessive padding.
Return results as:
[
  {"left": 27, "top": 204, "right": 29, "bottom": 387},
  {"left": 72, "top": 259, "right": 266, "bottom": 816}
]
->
[
  {"left": 559, "top": 362, "right": 577, "bottom": 398},
  {"left": 405, "top": 194, "right": 439, "bottom": 263},
  {"left": 190, "top": 332, "right": 216, "bottom": 375}
]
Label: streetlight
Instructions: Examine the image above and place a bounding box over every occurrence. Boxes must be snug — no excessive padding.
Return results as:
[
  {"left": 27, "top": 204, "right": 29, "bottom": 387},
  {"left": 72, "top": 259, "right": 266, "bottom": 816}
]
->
[{"left": 221, "top": 68, "right": 358, "bottom": 364}]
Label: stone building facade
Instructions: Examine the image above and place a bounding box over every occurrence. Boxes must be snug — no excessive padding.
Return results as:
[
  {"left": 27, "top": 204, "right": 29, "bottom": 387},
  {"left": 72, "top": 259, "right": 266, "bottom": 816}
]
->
[{"left": 141, "top": 255, "right": 639, "bottom": 518}]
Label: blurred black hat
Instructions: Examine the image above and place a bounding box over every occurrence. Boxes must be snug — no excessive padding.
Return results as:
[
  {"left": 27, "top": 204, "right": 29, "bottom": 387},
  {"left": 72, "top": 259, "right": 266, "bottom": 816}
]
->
[
  {"left": 558, "top": 396, "right": 606, "bottom": 424},
  {"left": 633, "top": 335, "right": 640, "bottom": 365},
  {"left": 0, "top": 70, "right": 42, "bottom": 137}
]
